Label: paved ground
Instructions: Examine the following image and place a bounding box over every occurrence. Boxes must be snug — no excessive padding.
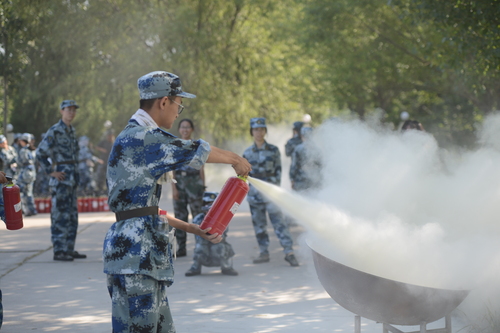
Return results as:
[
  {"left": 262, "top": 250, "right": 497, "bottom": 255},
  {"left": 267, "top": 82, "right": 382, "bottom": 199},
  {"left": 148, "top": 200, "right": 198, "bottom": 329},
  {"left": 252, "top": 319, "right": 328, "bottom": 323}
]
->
[{"left": 0, "top": 195, "right": 465, "bottom": 332}]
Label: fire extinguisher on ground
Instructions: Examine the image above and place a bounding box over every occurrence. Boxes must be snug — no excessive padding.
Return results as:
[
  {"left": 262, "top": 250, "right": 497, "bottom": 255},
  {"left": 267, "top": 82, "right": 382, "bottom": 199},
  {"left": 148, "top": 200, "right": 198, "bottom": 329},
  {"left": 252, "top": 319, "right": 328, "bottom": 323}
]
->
[
  {"left": 2, "top": 176, "right": 24, "bottom": 230},
  {"left": 200, "top": 176, "right": 249, "bottom": 235}
]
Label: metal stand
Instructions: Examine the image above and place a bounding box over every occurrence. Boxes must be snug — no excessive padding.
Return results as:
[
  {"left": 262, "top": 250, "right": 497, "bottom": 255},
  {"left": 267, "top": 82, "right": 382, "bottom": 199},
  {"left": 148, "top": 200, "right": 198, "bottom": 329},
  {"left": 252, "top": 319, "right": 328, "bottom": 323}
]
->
[{"left": 353, "top": 314, "right": 452, "bottom": 333}]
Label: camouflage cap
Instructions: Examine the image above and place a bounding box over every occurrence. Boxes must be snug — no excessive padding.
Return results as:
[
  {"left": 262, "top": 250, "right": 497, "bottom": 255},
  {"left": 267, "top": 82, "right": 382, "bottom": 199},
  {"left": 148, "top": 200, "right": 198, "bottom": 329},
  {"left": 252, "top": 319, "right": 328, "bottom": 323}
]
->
[
  {"left": 203, "top": 191, "right": 218, "bottom": 205},
  {"left": 20, "top": 133, "right": 32, "bottom": 142},
  {"left": 250, "top": 117, "right": 266, "bottom": 129},
  {"left": 293, "top": 121, "right": 304, "bottom": 130},
  {"left": 0, "top": 135, "right": 6, "bottom": 143},
  {"left": 137, "top": 71, "right": 196, "bottom": 100},
  {"left": 60, "top": 100, "right": 79, "bottom": 110}
]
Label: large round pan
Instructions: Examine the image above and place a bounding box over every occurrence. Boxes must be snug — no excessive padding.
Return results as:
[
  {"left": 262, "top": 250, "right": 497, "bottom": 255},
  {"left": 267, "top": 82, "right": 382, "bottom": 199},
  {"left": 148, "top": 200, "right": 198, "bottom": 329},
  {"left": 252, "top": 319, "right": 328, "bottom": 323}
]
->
[{"left": 310, "top": 245, "right": 469, "bottom": 325}]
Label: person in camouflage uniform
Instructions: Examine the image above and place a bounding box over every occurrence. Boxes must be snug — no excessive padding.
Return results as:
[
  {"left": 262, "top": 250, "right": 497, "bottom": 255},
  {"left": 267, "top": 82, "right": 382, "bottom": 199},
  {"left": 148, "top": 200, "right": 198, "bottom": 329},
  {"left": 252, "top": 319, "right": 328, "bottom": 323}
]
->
[
  {"left": 37, "top": 100, "right": 86, "bottom": 262},
  {"left": 290, "top": 126, "right": 321, "bottom": 191},
  {"left": 77, "top": 136, "right": 103, "bottom": 196},
  {"left": 243, "top": 117, "right": 299, "bottom": 267},
  {"left": 172, "top": 119, "right": 205, "bottom": 257},
  {"left": 0, "top": 135, "right": 18, "bottom": 180},
  {"left": 284, "top": 121, "right": 304, "bottom": 159},
  {"left": 0, "top": 171, "right": 8, "bottom": 330},
  {"left": 103, "top": 71, "right": 251, "bottom": 333},
  {"left": 185, "top": 191, "right": 238, "bottom": 276},
  {"left": 17, "top": 133, "right": 38, "bottom": 216},
  {"left": 34, "top": 133, "right": 50, "bottom": 197}
]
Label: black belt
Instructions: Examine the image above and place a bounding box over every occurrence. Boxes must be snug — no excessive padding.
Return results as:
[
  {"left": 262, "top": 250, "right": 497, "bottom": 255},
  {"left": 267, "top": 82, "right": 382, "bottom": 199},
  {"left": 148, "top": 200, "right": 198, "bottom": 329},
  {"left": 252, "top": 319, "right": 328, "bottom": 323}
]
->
[{"left": 115, "top": 206, "right": 159, "bottom": 221}]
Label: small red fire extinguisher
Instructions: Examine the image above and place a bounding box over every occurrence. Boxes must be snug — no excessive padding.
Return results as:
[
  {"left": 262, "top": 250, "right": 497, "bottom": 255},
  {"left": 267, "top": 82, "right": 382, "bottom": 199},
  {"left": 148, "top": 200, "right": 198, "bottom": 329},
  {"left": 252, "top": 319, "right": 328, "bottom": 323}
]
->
[
  {"left": 200, "top": 175, "right": 249, "bottom": 235},
  {"left": 3, "top": 176, "right": 23, "bottom": 230}
]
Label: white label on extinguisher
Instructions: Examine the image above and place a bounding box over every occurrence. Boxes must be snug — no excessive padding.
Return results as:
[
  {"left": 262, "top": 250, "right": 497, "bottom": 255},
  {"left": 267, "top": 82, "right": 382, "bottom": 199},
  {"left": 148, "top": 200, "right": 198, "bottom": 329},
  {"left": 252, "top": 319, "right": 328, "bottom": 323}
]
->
[
  {"left": 14, "top": 201, "right": 22, "bottom": 212},
  {"left": 229, "top": 202, "right": 240, "bottom": 214}
]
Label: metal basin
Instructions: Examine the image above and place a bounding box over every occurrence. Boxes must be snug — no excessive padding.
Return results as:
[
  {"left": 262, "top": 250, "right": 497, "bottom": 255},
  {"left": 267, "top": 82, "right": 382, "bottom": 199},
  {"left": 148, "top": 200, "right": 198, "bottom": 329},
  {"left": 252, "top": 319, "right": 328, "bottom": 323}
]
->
[{"left": 310, "top": 245, "right": 469, "bottom": 325}]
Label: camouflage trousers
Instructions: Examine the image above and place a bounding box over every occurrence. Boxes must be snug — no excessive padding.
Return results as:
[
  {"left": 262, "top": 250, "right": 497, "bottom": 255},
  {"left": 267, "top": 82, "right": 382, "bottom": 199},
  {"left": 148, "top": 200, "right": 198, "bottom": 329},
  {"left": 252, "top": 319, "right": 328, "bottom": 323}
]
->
[
  {"left": 192, "top": 240, "right": 235, "bottom": 268},
  {"left": 50, "top": 183, "right": 78, "bottom": 254},
  {"left": 107, "top": 274, "right": 175, "bottom": 333},
  {"left": 173, "top": 189, "right": 203, "bottom": 252},
  {"left": 19, "top": 181, "right": 37, "bottom": 215},
  {"left": 249, "top": 201, "right": 294, "bottom": 255}
]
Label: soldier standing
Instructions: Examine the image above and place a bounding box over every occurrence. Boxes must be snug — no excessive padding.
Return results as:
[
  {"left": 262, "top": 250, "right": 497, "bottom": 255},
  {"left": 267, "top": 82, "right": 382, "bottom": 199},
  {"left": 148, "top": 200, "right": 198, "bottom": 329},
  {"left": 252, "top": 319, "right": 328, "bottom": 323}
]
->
[
  {"left": 0, "top": 135, "right": 18, "bottom": 180},
  {"left": 103, "top": 70, "right": 251, "bottom": 332},
  {"left": 37, "top": 100, "right": 86, "bottom": 261},
  {"left": 172, "top": 119, "right": 205, "bottom": 257},
  {"left": 290, "top": 126, "right": 321, "bottom": 191},
  {"left": 77, "top": 136, "right": 103, "bottom": 196},
  {"left": 17, "top": 133, "right": 38, "bottom": 216},
  {"left": 185, "top": 191, "right": 238, "bottom": 276},
  {"left": 243, "top": 117, "right": 299, "bottom": 267},
  {"left": 284, "top": 121, "right": 304, "bottom": 159}
]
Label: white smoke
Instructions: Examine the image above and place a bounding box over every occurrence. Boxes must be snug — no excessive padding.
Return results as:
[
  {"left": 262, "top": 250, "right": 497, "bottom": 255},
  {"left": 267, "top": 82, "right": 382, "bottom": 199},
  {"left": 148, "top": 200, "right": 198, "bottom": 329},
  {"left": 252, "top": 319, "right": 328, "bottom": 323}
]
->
[{"left": 248, "top": 113, "right": 500, "bottom": 327}]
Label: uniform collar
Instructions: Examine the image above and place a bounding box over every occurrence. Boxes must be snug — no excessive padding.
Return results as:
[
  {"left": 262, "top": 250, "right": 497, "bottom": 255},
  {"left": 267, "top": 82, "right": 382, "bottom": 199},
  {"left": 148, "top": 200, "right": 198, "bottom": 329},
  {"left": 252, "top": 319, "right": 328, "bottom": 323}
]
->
[
  {"left": 252, "top": 140, "right": 268, "bottom": 151},
  {"left": 58, "top": 119, "right": 74, "bottom": 132},
  {"left": 130, "top": 109, "right": 158, "bottom": 128}
]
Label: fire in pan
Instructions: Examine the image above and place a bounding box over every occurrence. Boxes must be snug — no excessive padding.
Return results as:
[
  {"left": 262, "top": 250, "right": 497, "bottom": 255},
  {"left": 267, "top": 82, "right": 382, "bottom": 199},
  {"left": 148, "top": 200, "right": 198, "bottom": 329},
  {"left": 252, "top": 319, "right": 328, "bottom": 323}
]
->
[{"left": 309, "top": 244, "right": 469, "bottom": 326}]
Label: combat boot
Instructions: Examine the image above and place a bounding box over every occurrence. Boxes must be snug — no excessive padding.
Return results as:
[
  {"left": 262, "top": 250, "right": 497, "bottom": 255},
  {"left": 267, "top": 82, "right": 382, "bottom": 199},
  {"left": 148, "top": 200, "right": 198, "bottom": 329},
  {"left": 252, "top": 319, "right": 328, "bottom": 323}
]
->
[
  {"left": 185, "top": 261, "right": 201, "bottom": 276},
  {"left": 285, "top": 253, "right": 299, "bottom": 267},
  {"left": 53, "top": 251, "right": 74, "bottom": 261},
  {"left": 253, "top": 253, "right": 270, "bottom": 264},
  {"left": 221, "top": 259, "right": 238, "bottom": 276}
]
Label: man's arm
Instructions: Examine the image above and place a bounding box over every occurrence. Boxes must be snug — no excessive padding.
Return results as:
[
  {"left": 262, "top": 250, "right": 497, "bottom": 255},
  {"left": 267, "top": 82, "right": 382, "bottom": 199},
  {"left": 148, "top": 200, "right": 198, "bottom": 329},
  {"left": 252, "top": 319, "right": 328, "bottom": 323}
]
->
[{"left": 206, "top": 146, "right": 251, "bottom": 176}]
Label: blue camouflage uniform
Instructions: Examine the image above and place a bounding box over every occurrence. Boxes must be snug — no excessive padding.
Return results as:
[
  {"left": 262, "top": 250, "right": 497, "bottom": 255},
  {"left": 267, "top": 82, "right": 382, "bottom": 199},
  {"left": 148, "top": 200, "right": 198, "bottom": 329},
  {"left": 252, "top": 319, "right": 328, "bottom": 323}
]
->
[
  {"left": 37, "top": 119, "right": 80, "bottom": 256},
  {"left": 290, "top": 127, "right": 321, "bottom": 191},
  {"left": 185, "top": 192, "right": 236, "bottom": 276},
  {"left": 0, "top": 138, "right": 18, "bottom": 180},
  {"left": 188, "top": 211, "right": 235, "bottom": 270},
  {"left": 104, "top": 70, "right": 202, "bottom": 333},
  {"left": 18, "top": 139, "right": 38, "bottom": 216},
  {"left": 243, "top": 118, "right": 294, "bottom": 257},
  {"left": 104, "top": 114, "right": 210, "bottom": 333},
  {"left": 172, "top": 164, "right": 204, "bottom": 255},
  {"left": 284, "top": 121, "right": 304, "bottom": 158},
  {"left": 77, "top": 136, "right": 100, "bottom": 196}
]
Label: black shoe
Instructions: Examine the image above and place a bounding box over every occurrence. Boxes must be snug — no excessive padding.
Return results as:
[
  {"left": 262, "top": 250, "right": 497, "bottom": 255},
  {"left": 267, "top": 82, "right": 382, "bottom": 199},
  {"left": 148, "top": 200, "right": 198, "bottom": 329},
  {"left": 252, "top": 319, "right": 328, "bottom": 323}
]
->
[
  {"left": 221, "top": 267, "right": 239, "bottom": 276},
  {"left": 253, "top": 253, "right": 270, "bottom": 264},
  {"left": 285, "top": 253, "right": 299, "bottom": 267},
  {"left": 176, "top": 249, "right": 187, "bottom": 257},
  {"left": 53, "top": 252, "right": 74, "bottom": 261},
  {"left": 70, "top": 251, "right": 87, "bottom": 259},
  {"left": 185, "top": 268, "right": 201, "bottom": 276}
]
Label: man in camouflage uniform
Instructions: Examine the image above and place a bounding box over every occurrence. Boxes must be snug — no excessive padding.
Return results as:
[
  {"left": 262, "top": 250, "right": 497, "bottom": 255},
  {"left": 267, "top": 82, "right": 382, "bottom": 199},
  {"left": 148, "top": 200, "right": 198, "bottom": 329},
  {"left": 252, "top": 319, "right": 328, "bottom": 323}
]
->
[
  {"left": 243, "top": 117, "right": 299, "bottom": 267},
  {"left": 77, "top": 136, "right": 102, "bottom": 196},
  {"left": 103, "top": 71, "right": 251, "bottom": 333},
  {"left": 0, "top": 135, "right": 18, "bottom": 180},
  {"left": 290, "top": 126, "right": 322, "bottom": 191},
  {"left": 172, "top": 161, "right": 205, "bottom": 257},
  {"left": 17, "top": 133, "right": 38, "bottom": 216},
  {"left": 185, "top": 192, "right": 238, "bottom": 276},
  {"left": 284, "top": 121, "right": 304, "bottom": 160},
  {"left": 37, "top": 100, "right": 86, "bottom": 261},
  {"left": 34, "top": 133, "right": 50, "bottom": 197}
]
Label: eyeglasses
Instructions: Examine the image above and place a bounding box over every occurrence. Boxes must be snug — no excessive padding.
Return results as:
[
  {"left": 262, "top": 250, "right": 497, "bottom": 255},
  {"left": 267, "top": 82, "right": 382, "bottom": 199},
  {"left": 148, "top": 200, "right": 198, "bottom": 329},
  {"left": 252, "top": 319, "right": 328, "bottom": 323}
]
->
[{"left": 168, "top": 97, "right": 185, "bottom": 115}]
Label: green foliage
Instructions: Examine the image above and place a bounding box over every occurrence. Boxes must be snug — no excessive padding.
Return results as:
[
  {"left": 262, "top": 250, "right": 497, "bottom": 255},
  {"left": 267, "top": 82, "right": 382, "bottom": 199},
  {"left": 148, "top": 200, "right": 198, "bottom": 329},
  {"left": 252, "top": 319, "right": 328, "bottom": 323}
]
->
[{"left": 0, "top": 0, "right": 499, "bottom": 148}]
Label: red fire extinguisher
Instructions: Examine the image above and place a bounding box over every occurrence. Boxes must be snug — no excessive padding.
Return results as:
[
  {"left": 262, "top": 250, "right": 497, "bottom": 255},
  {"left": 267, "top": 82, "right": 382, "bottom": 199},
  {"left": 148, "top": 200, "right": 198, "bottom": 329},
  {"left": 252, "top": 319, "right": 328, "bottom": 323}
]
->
[
  {"left": 200, "top": 176, "right": 249, "bottom": 235},
  {"left": 2, "top": 176, "right": 23, "bottom": 230}
]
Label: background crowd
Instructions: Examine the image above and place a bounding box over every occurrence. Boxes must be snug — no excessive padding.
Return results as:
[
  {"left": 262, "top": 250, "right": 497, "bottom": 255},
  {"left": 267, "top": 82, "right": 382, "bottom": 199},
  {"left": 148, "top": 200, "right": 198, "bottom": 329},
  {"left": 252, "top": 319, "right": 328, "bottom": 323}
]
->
[{"left": 0, "top": 124, "right": 115, "bottom": 217}]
